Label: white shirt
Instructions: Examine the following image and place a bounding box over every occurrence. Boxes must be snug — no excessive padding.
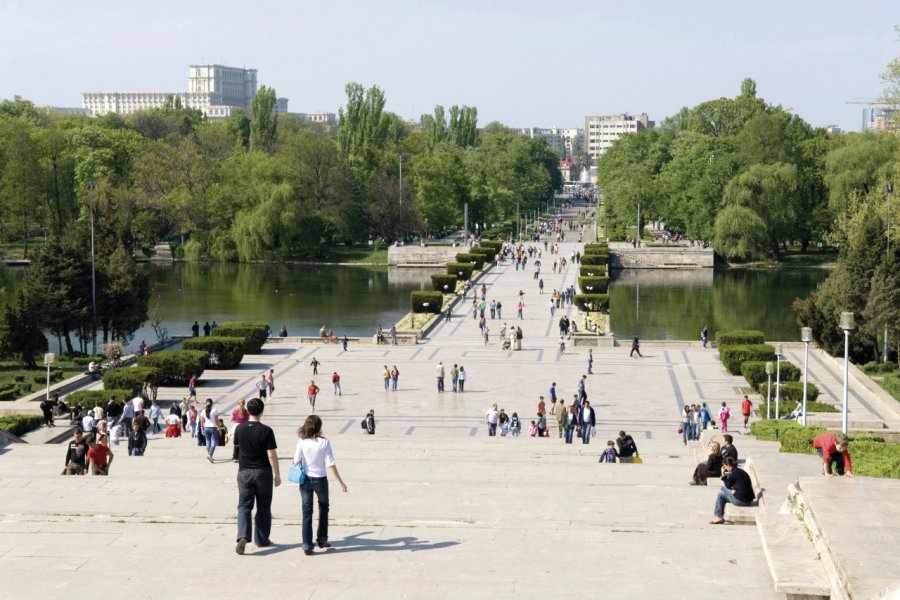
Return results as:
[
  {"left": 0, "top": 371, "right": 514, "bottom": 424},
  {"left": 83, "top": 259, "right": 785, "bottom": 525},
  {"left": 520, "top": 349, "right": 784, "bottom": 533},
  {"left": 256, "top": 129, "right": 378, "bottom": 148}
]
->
[
  {"left": 132, "top": 396, "right": 144, "bottom": 414},
  {"left": 293, "top": 436, "right": 336, "bottom": 478},
  {"left": 82, "top": 415, "right": 94, "bottom": 432},
  {"left": 436, "top": 364, "right": 444, "bottom": 377},
  {"left": 486, "top": 409, "right": 499, "bottom": 424},
  {"left": 93, "top": 406, "right": 104, "bottom": 420},
  {"left": 458, "top": 370, "right": 466, "bottom": 381},
  {"left": 166, "top": 414, "right": 180, "bottom": 425},
  {"left": 201, "top": 407, "right": 219, "bottom": 428}
]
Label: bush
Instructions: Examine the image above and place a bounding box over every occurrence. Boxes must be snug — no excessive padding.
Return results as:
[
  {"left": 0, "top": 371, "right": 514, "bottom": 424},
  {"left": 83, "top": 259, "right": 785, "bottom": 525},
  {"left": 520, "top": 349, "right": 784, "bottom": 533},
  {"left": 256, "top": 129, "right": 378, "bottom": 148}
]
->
[
  {"left": 478, "top": 240, "right": 503, "bottom": 255},
  {"left": 0, "top": 415, "right": 44, "bottom": 437},
  {"left": 741, "top": 360, "right": 801, "bottom": 389},
  {"left": 431, "top": 274, "right": 459, "bottom": 293},
  {"left": 66, "top": 389, "right": 135, "bottom": 409},
  {"left": 447, "top": 262, "right": 474, "bottom": 281},
  {"left": 862, "top": 361, "right": 899, "bottom": 375},
  {"left": 880, "top": 373, "right": 900, "bottom": 401},
  {"left": 779, "top": 425, "right": 827, "bottom": 454},
  {"left": 716, "top": 330, "right": 765, "bottom": 346},
  {"left": 755, "top": 398, "right": 834, "bottom": 418},
  {"left": 580, "top": 254, "right": 608, "bottom": 267},
  {"left": 749, "top": 419, "right": 802, "bottom": 441},
  {"left": 455, "top": 253, "right": 486, "bottom": 270},
  {"left": 584, "top": 243, "right": 608, "bottom": 252},
  {"left": 182, "top": 337, "right": 246, "bottom": 369},
  {"left": 574, "top": 293, "right": 609, "bottom": 313},
  {"left": 719, "top": 344, "right": 776, "bottom": 375},
  {"left": 577, "top": 276, "right": 609, "bottom": 294},
  {"left": 213, "top": 322, "right": 269, "bottom": 354},
  {"left": 411, "top": 291, "right": 443, "bottom": 313},
  {"left": 579, "top": 265, "right": 607, "bottom": 278},
  {"left": 103, "top": 366, "right": 162, "bottom": 395},
  {"left": 764, "top": 381, "right": 820, "bottom": 403},
  {"left": 138, "top": 350, "right": 209, "bottom": 387},
  {"left": 850, "top": 442, "right": 900, "bottom": 478}
]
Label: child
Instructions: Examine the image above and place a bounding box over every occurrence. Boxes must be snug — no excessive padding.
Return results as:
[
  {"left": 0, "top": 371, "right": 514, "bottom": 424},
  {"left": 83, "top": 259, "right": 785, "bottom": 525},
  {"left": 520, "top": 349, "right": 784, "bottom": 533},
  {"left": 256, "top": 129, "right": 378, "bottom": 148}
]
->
[
  {"left": 692, "top": 404, "right": 702, "bottom": 440},
  {"left": 599, "top": 440, "right": 619, "bottom": 463},
  {"left": 216, "top": 418, "right": 228, "bottom": 446},
  {"left": 510, "top": 412, "right": 521, "bottom": 437},
  {"left": 719, "top": 402, "right": 732, "bottom": 433},
  {"left": 529, "top": 420, "right": 538, "bottom": 437},
  {"left": 559, "top": 338, "right": 566, "bottom": 354},
  {"left": 537, "top": 413, "right": 547, "bottom": 438},
  {"left": 128, "top": 422, "right": 147, "bottom": 457},
  {"left": 110, "top": 421, "right": 123, "bottom": 446},
  {"left": 188, "top": 405, "right": 198, "bottom": 438}
]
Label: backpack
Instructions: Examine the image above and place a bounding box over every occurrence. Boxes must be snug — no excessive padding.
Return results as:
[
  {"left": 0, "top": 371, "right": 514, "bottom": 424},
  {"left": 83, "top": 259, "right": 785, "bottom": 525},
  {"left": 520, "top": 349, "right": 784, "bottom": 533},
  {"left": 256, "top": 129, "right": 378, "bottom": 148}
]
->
[
  {"left": 511, "top": 417, "right": 520, "bottom": 429},
  {"left": 361, "top": 419, "right": 367, "bottom": 429}
]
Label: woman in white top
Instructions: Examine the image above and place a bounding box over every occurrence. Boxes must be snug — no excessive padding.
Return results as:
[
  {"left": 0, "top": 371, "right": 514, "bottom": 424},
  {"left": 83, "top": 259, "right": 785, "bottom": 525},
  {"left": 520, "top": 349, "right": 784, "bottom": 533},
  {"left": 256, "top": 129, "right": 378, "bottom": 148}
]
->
[
  {"left": 200, "top": 399, "right": 219, "bottom": 463},
  {"left": 292, "top": 415, "right": 348, "bottom": 555}
]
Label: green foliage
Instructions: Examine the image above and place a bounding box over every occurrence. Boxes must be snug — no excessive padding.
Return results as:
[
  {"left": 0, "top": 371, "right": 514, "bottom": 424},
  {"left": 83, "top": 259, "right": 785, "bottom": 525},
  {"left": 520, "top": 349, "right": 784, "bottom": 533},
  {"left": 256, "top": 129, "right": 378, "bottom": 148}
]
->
[
  {"left": 455, "top": 253, "right": 486, "bottom": 270},
  {"left": 250, "top": 86, "right": 278, "bottom": 152},
  {"left": 447, "top": 262, "right": 474, "bottom": 281},
  {"left": 716, "top": 330, "right": 765, "bottom": 346},
  {"left": 138, "top": 350, "right": 208, "bottom": 386},
  {"left": 750, "top": 418, "right": 803, "bottom": 441},
  {"left": 574, "top": 293, "right": 609, "bottom": 313},
  {"left": 579, "top": 264, "right": 607, "bottom": 278},
  {"left": 411, "top": 291, "right": 443, "bottom": 313},
  {"left": 879, "top": 373, "right": 900, "bottom": 402},
  {"left": 714, "top": 205, "right": 769, "bottom": 261},
  {"left": 431, "top": 274, "right": 458, "bottom": 293},
  {"left": 719, "top": 344, "right": 777, "bottom": 375},
  {"left": 0, "top": 290, "right": 48, "bottom": 368},
  {"left": 849, "top": 442, "right": 900, "bottom": 479},
  {"left": 181, "top": 336, "right": 246, "bottom": 369},
  {"left": 580, "top": 254, "right": 608, "bottom": 267},
  {"left": 102, "top": 366, "right": 161, "bottom": 395},
  {"left": 862, "top": 361, "right": 899, "bottom": 375},
  {"left": 583, "top": 243, "right": 608, "bottom": 252},
  {"left": 779, "top": 426, "right": 827, "bottom": 454},
  {"left": 741, "top": 360, "right": 800, "bottom": 388},
  {"left": 213, "top": 322, "right": 270, "bottom": 354},
  {"left": 756, "top": 381, "right": 820, "bottom": 404},
  {"left": 577, "top": 276, "right": 609, "bottom": 294},
  {"left": 0, "top": 414, "right": 44, "bottom": 436},
  {"left": 67, "top": 389, "right": 135, "bottom": 408},
  {"left": 477, "top": 240, "right": 503, "bottom": 255}
]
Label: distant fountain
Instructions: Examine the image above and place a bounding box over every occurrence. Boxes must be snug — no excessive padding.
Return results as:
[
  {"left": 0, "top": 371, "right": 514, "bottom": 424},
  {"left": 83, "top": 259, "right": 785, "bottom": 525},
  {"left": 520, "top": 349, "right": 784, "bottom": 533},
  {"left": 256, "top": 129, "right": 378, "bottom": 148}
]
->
[{"left": 579, "top": 167, "right": 589, "bottom": 183}]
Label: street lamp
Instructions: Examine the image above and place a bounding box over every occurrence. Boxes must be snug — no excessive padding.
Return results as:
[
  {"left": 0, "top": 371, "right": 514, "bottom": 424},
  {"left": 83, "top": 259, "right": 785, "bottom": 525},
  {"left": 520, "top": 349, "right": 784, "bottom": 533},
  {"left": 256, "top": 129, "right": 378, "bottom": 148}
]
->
[
  {"left": 398, "top": 153, "right": 403, "bottom": 207},
  {"left": 43, "top": 352, "right": 55, "bottom": 404},
  {"left": 801, "top": 327, "right": 812, "bottom": 426},
  {"left": 765, "top": 361, "right": 773, "bottom": 419},
  {"left": 840, "top": 312, "right": 855, "bottom": 435},
  {"left": 86, "top": 180, "right": 97, "bottom": 356},
  {"left": 775, "top": 344, "right": 783, "bottom": 419},
  {"left": 885, "top": 183, "right": 893, "bottom": 363}
]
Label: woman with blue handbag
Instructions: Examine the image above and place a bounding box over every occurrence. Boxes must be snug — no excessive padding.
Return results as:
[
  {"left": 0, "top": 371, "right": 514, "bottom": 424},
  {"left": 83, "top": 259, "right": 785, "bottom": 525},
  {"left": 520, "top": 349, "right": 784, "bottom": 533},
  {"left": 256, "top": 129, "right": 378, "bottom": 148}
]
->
[{"left": 292, "top": 415, "right": 348, "bottom": 555}]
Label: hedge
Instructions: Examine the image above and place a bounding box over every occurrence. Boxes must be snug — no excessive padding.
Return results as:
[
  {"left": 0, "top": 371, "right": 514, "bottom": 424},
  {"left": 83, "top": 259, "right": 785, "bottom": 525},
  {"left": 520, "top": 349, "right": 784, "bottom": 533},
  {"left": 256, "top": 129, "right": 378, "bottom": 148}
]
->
[
  {"left": 862, "top": 361, "right": 899, "bottom": 375},
  {"left": 574, "top": 293, "right": 609, "bottom": 313},
  {"left": 468, "top": 245, "right": 493, "bottom": 257},
  {"left": 67, "top": 389, "right": 135, "bottom": 408},
  {"left": 431, "top": 274, "right": 459, "bottom": 293},
  {"left": 456, "top": 253, "right": 486, "bottom": 270},
  {"left": 741, "top": 360, "right": 801, "bottom": 389},
  {"left": 103, "top": 367, "right": 162, "bottom": 395},
  {"left": 182, "top": 337, "right": 246, "bottom": 369},
  {"left": 138, "top": 350, "right": 209, "bottom": 386},
  {"left": 849, "top": 442, "right": 900, "bottom": 478},
  {"left": 411, "top": 291, "right": 443, "bottom": 313},
  {"left": 755, "top": 399, "right": 835, "bottom": 418},
  {"left": 579, "top": 265, "right": 607, "bottom": 278},
  {"left": 583, "top": 243, "right": 608, "bottom": 252},
  {"left": 716, "top": 330, "right": 765, "bottom": 346},
  {"left": 447, "top": 262, "right": 474, "bottom": 281},
  {"left": 577, "top": 276, "right": 609, "bottom": 294},
  {"left": 755, "top": 381, "right": 820, "bottom": 404},
  {"left": 779, "top": 426, "right": 827, "bottom": 454},
  {"left": 719, "top": 344, "right": 776, "bottom": 375},
  {"left": 580, "top": 254, "right": 608, "bottom": 267},
  {"left": 213, "top": 322, "right": 269, "bottom": 354},
  {"left": 0, "top": 415, "right": 44, "bottom": 437},
  {"left": 478, "top": 240, "right": 503, "bottom": 254}
]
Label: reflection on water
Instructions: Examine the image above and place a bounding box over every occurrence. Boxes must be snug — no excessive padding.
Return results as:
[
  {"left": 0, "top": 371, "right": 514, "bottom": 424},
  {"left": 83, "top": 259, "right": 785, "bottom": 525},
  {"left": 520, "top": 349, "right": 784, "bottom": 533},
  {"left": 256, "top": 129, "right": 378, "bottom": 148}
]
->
[{"left": 609, "top": 268, "right": 829, "bottom": 341}]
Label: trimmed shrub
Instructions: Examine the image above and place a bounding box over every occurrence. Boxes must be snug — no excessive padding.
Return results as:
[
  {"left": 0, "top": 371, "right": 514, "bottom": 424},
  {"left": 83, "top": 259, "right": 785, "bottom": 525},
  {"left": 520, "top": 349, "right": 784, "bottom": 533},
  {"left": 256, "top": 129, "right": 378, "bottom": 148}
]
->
[
  {"left": 447, "top": 262, "right": 474, "bottom": 281},
  {"left": 756, "top": 381, "right": 820, "bottom": 404},
  {"left": 478, "top": 240, "right": 503, "bottom": 254},
  {"left": 580, "top": 254, "right": 608, "bottom": 267},
  {"left": 716, "top": 330, "right": 765, "bottom": 346},
  {"left": 779, "top": 426, "right": 827, "bottom": 454},
  {"left": 67, "top": 389, "right": 135, "bottom": 408},
  {"left": 213, "top": 322, "right": 269, "bottom": 354},
  {"left": 579, "top": 265, "right": 607, "bottom": 278},
  {"left": 182, "top": 337, "right": 246, "bottom": 369},
  {"left": 749, "top": 419, "right": 802, "bottom": 441},
  {"left": 755, "top": 398, "right": 834, "bottom": 418},
  {"left": 880, "top": 373, "right": 900, "bottom": 401},
  {"left": 456, "top": 253, "right": 486, "bottom": 270},
  {"left": 719, "top": 344, "right": 776, "bottom": 375},
  {"left": 584, "top": 243, "right": 608, "bottom": 252},
  {"left": 138, "top": 350, "right": 209, "bottom": 387},
  {"left": 850, "top": 442, "right": 900, "bottom": 479},
  {"left": 103, "top": 367, "right": 162, "bottom": 396},
  {"left": 0, "top": 414, "right": 44, "bottom": 436},
  {"left": 574, "top": 293, "right": 609, "bottom": 313},
  {"left": 411, "top": 291, "right": 443, "bottom": 313},
  {"left": 577, "top": 276, "right": 609, "bottom": 294},
  {"left": 741, "top": 360, "right": 801, "bottom": 389},
  {"left": 431, "top": 274, "right": 458, "bottom": 293},
  {"left": 862, "top": 361, "right": 899, "bottom": 375}
]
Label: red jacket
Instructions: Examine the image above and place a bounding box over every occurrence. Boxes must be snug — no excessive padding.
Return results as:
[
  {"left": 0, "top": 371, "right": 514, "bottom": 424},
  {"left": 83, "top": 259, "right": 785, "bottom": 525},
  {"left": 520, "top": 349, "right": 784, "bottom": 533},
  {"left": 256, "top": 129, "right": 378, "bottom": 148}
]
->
[
  {"left": 741, "top": 398, "right": 753, "bottom": 415},
  {"left": 813, "top": 433, "right": 852, "bottom": 472},
  {"left": 307, "top": 384, "right": 319, "bottom": 396}
]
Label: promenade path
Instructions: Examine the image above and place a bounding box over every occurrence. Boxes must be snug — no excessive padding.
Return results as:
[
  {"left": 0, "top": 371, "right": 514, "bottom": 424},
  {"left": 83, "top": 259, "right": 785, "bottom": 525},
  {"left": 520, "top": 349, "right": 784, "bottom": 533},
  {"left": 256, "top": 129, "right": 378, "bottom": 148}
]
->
[{"left": 1, "top": 213, "right": 896, "bottom": 598}]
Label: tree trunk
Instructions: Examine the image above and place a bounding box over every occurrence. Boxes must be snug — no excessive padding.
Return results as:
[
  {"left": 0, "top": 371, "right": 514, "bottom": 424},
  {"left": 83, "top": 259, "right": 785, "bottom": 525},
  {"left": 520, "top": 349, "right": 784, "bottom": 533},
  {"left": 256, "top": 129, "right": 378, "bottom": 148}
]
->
[{"left": 63, "top": 329, "right": 74, "bottom": 355}]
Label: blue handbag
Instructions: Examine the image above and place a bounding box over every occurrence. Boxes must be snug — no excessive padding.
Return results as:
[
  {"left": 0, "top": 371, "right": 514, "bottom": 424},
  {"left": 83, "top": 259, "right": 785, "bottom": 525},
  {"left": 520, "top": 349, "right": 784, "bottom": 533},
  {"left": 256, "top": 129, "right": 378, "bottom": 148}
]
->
[{"left": 288, "top": 463, "right": 305, "bottom": 484}]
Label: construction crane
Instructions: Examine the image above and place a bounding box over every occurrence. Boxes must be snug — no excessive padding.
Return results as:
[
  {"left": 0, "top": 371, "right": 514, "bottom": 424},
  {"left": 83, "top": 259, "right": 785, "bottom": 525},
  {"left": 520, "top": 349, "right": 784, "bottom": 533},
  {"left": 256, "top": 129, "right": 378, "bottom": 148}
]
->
[{"left": 846, "top": 98, "right": 898, "bottom": 107}]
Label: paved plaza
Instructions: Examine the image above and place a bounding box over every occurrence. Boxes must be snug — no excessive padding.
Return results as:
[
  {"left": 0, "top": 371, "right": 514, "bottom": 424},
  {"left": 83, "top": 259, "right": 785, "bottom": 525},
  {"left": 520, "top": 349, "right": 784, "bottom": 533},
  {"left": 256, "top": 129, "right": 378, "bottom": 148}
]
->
[{"left": 1, "top": 229, "right": 898, "bottom": 599}]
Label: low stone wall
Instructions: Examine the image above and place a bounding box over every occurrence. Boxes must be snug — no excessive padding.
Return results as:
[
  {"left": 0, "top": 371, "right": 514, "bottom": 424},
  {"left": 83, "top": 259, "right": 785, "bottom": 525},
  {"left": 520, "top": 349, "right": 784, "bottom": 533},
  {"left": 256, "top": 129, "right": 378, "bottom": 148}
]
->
[
  {"left": 608, "top": 243, "right": 714, "bottom": 269},
  {"left": 387, "top": 245, "right": 462, "bottom": 266}
]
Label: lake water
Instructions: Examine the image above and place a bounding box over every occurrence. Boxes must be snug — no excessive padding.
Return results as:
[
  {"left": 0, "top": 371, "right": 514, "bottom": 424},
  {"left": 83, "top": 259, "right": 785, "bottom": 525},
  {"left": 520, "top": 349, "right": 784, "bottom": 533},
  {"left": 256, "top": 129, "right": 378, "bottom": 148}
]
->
[{"left": 608, "top": 268, "right": 830, "bottom": 342}]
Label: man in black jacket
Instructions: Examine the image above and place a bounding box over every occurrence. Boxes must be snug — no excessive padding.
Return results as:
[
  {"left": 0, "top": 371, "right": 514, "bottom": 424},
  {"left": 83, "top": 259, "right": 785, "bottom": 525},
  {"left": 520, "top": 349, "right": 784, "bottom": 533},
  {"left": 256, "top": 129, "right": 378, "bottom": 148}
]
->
[
  {"left": 616, "top": 431, "right": 639, "bottom": 463},
  {"left": 62, "top": 430, "right": 89, "bottom": 475},
  {"left": 720, "top": 434, "right": 738, "bottom": 463},
  {"left": 710, "top": 457, "right": 755, "bottom": 524}
]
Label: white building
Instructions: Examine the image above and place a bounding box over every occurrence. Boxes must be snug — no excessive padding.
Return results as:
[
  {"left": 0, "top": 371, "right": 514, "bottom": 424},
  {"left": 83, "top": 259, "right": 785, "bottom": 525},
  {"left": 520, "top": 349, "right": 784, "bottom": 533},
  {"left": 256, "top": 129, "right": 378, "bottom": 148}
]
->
[
  {"left": 82, "top": 64, "right": 289, "bottom": 121},
  {"left": 290, "top": 111, "right": 337, "bottom": 125},
  {"left": 584, "top": 113, "right": 652, "bottom": 159},
  {"left": 514, "top": 127, "right": 583, "bottom": 156}
]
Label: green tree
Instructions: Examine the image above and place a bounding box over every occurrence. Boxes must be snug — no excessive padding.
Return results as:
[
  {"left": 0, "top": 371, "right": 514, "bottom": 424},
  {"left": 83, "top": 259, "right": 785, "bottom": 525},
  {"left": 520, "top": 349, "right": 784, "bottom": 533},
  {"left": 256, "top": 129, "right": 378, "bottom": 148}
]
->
[
  {"left": 0, "top": 290, "right": 48, "bottom": 367},
  {"left": 823, "top": 133, "right": 897, "bottom": 214},
  {"left": 723, "top": 162, "right": 798, "bottom": 256},
  {"left": 226, "top": 109, "right": 251, "bottom": 150},
  {"left": 250, "top": 86, "right": 279, "bottom": 152},
  {"left": 0, "top": 116, "right": 43, "bottom": 257},
  {"left": 414, "top": 142, "right": 468, "bottom": 231},
  {"left": 448, "top": 105, "right": 479, "bottom": 147},
  {"left": 97, "top": 244, "right": 150, "bottom": 343},
  {"left": 862, "top": 256, "right": 900, "bottom": 362},
  {"left": 337, "top": 82, "right": 390, "bottom": 182},
  {"left": 713, "top": 205, "right": 768, "bottom": 261}
]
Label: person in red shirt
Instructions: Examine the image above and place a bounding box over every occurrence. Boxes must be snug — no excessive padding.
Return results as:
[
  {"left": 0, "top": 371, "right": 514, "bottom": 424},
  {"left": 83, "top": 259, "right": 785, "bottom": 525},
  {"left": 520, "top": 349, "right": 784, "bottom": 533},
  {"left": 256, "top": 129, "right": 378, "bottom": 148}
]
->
[
  {"left": 812, "top": 432, "right": 853, "bottom": 478},
  {"left": 86, "top": 435, "right": 114, "bottom": 476},
  {"left": 307, "top": 381, "right": 320, "bottom": 412},
  {"left": 741, "top": 395, "right": 753, "bottom": 429},
  {"left": 332, "top": 372, "right": 342, "bottom": 396}
]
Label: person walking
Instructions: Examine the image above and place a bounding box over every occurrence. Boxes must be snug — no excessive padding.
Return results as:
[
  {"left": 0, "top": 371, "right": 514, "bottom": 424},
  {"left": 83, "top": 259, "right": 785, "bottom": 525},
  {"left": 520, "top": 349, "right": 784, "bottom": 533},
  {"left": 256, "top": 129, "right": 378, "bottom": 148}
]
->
[
  {"left": 451, "top": 364, "right": 459, "bottom": 393},
  {"left": 485, "top": 404, "right": 499, "bottom": 436},
  {"left": 310, "top": 357, "right": 321, "bottom": 375},
  {"left": 230, "top": 399, "right": 250, "bottom": 462},
  {"left": 390, "top": 324, "right": 398, "bottom": 346},
  {"left": 718, "top": 402, "right": 732, "bottom": 433},
  {"left": 587, "top": 349, "right": 594, "bottom": 375},
  {"left": 266, "top": 369, "right": 275, "bottom": 398},
  {"left": 255, "top": 374, "right": 268, "bottom": 399},
  {"left": 616, "top": 431, "right": 639, "bottom": 463},
  {"left": 200, "top": 399, "right": 219, "bottom": 462},
  {"left": 341, "top": 335, "right": 349, "bottom": 351},
  {"left": 62, "top": 430, "right": 89, "bottom": 475},
  {"left": 390, "top": 365, "right": 399, "bottom": 391},
  {"left": 457, "top": 366, "right": 466, "bottom": 392},
  {"left": 188, "top": 374, "right": 197, "bottom": 402},
  {"left": 148, "top": 400, "right": 163, "bottom": 434},
  {"left": 234, "top": 398, "right": 281, "bottom": 555},
  {"left": 556, "top": 400, "right": 566, "bottom": 439},
  {"left": 86, "top": 435, "right": 113, "bottom": 476},
  {"left": 577, "top": 375, "right": 587, "bottom": 404},
  {"left": 741, "top": 395, "right": 753, "bottom": 429},
  {"left": 563, "top": 405, "right": 577, "bottom": 444},
  {"left": 579, "top": 400, "right": 596, "bottom": 444},
  {"left": 436, "top": 362, "right": 445, "bottom": 392},
  {"left": 292, "top": 415, "right": 348, "bottom": 555},
  {"left": 307, "top": 380, "right": 320, "bottom": 412},
  {"left": 701, "top": 326, "right": 709, "bottom": 348},
  {"left": 128, "top": 422, "right": 148, "bottom": 457},
  {"left": 630, "top": 336, "right": 642, "bottom": 358},
  {"left": 332, "top": 372, "right": 342, "bottom": 396},
  {"left": 383, "top": 365, "right": 391, "bottom": 391}
]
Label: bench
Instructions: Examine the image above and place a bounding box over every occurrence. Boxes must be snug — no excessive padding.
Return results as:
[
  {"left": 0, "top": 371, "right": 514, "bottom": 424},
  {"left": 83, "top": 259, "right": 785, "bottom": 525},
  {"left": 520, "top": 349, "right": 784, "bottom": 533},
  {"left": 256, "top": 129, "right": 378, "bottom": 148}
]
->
[{"left": 724, "top": 456, "right": 763, "bottom": 524}]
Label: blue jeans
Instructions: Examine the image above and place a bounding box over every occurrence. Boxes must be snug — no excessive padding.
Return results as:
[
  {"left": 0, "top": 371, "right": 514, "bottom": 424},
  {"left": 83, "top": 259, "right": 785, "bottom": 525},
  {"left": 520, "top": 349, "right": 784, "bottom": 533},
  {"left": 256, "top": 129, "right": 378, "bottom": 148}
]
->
[
  {"left": 565, "top": 427, "right": 574, "bottom": 444},
  {"left": 391, "top": 377, "right": 398, "bottom": 391},
  {"left": 236, "top": 468, "right": 273, "bottom": 545},
  {"left": 581, "top": 424, "right": 592, "bottom": 444},
  {"left": 682, "top": 424, "right": 689, "bottom": 445},
  {"left": 300, "top": 476, "right": 330, "bottom": 550},
  {"left": 488, "top": 422, "right": 497, "bottom": 436},
  {"left": 452, "top": 379, "right": 458, "bottom": 392},
  {"left": 714, "top": 485, "right": 753, "bottom": 517},
  {"left": 205, "top": 427, "right": 217, "bottom": 457},
  {"left": 384, "top": 378, "right": 389, "bottom": 390},
  {"left": 588, "top": 361, "right": 593, "bottom": 374}
]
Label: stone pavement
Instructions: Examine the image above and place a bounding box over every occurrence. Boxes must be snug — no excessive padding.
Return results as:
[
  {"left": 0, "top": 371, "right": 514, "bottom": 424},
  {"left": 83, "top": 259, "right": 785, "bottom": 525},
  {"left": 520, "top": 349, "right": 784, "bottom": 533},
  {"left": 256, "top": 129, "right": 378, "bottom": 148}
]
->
[{"left": 1, "top": 216, "right": 897, "bottom": 599}]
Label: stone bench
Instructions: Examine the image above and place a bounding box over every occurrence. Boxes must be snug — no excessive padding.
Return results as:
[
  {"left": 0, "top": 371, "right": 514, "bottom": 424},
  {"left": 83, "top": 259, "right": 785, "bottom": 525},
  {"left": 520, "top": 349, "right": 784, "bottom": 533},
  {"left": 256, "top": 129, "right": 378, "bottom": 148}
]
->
[{"left": 724, "top": 456, "right": 763, "bottom": 524}]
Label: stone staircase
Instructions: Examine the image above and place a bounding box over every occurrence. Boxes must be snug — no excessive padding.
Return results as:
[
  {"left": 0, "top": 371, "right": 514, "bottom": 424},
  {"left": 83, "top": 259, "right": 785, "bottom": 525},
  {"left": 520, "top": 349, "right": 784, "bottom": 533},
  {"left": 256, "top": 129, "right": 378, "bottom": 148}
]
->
[{"left": 149, "top": 242, "right": 174, "bottom": 262}]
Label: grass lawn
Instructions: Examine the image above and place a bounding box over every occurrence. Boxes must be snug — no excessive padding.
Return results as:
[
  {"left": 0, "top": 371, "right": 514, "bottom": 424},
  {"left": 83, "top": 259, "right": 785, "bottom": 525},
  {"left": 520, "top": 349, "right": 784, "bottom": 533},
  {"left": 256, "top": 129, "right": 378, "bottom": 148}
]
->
[
  {"left": 320, "top": 246, "right": 388, "bottom": 264},
  {"left": 0, "top": 358, "right": 93, "bottom": 401},
  {"left": 780, "top": 248, "right": 838, "bottom": 267},
  {"left": 0, "top": 240, "right": 45, "bottom": 260}
]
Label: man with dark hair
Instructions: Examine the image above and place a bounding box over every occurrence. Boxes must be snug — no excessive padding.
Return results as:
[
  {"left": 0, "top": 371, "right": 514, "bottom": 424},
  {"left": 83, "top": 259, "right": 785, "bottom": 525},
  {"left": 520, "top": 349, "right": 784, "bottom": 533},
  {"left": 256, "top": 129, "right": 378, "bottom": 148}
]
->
[
  {"left": 720, "top": 435, "right": 738, "bottom": 463},
  {"left": 234, "top": 398, "right": 281, "bottom": 555},
  {"left": 710, "top": 456, "right": 755, "bottom": 524},
  {"left": 62, "top": 430, "right": 89, "bottom": 475}
]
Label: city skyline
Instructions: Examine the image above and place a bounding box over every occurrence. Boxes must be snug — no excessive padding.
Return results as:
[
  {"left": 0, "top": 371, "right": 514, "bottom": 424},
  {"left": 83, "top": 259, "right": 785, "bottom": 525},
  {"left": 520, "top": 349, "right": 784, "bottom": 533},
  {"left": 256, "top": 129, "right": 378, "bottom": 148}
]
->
[{"left": 0, "top": 0, "right": 896, "bottom": 132}]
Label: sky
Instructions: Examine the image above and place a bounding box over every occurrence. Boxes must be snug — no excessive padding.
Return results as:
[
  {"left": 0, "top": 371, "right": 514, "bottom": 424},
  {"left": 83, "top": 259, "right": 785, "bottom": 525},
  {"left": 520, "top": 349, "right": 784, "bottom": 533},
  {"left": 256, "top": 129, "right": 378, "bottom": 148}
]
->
[{"left": 0, "top": 0, "right": 896, "bottom": 132}]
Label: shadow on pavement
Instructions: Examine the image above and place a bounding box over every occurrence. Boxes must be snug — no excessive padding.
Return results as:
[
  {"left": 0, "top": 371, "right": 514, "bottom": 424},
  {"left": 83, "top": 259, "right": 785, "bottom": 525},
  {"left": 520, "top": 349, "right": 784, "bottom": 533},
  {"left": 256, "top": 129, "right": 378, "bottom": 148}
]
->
[{"left": 330, "top": 531, "right": 460, "bottom": 553}]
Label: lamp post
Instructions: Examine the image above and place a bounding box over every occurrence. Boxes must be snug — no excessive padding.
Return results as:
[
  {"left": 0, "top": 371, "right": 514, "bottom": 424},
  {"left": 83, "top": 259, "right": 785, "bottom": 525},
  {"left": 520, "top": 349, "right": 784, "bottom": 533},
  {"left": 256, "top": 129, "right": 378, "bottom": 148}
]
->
[
  {"left": 775, "top": 344, "right": 783, "bottom": 419},
  {"left": 398, "top": 153, "right": 403, "bottom": 207},
  {"left": 840, "top": 312, "right": 855, "bottom": 435},
  {"left": 44, "top": 353, "right": 55, "bottom": 404},
  {"left": 801, "top": 327, "right": 812, "bottom": 426},
  {"left": 765, "top": 361, "right": 773, "bottom": 419},
  {"left": 885, "top": 183, "right": 893, "bottom": 363},
  {"left": 86, "top": 180, "right": 97, "bottom": 356}
]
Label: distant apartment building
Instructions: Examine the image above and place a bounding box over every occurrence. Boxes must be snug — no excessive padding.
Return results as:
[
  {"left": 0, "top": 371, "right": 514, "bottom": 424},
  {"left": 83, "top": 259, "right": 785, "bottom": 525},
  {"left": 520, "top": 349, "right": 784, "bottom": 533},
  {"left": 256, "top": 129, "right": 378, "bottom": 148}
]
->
[
  {"left": 862, "top": 106, "right": 897, "bottom": 132},
  {"left": 583, "top": 113, "right": 653, "bottom": 159},
  {"left": 291, "top": 111, "right": 337, "bottom": 125},
  {"left": 82, "top": 64, "right": 289, "bottom": 121},
  {"left": 514, "top": 127, "right": 583, "bottom": 156}
]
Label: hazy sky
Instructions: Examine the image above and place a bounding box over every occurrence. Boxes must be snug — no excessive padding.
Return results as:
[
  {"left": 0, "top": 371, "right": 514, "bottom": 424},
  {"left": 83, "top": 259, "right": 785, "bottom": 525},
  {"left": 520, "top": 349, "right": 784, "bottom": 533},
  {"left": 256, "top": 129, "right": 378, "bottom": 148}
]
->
[{"left": 1, "top": 0, "right": 896, "bottom": 132}]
